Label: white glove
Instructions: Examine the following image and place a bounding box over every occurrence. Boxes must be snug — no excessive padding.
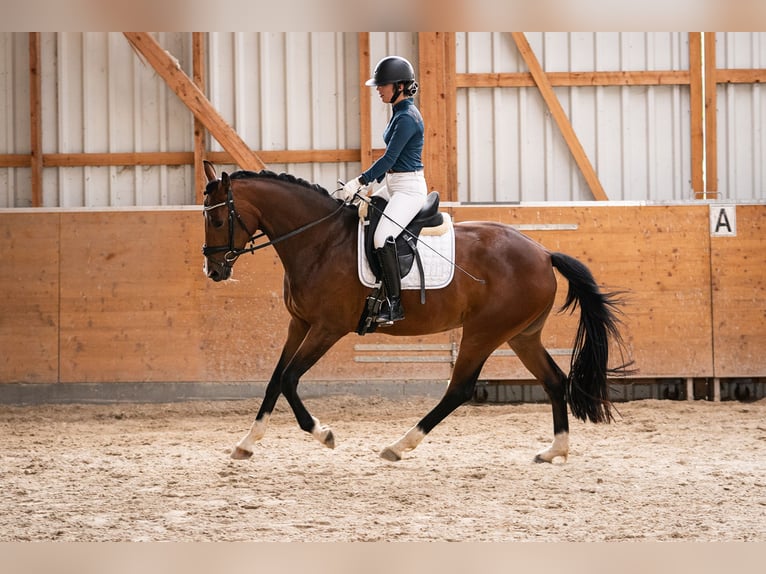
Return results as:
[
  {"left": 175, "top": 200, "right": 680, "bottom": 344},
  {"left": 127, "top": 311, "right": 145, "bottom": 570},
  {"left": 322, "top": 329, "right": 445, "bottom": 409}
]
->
[{"left": 342, "top": 176, "right": 365, "bottom": 202}]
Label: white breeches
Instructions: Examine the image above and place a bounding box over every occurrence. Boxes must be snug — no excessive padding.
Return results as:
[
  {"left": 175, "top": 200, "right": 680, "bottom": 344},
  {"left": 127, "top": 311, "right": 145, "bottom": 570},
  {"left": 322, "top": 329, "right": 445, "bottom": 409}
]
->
[{"left": 373, "top": 170, "right": 427, "bottom": 249}]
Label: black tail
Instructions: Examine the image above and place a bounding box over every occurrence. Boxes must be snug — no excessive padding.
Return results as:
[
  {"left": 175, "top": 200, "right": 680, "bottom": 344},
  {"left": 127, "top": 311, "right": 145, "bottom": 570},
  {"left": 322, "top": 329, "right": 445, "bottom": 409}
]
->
[{"left": 550, "top": 252, "right": 633, "bottom": 423}]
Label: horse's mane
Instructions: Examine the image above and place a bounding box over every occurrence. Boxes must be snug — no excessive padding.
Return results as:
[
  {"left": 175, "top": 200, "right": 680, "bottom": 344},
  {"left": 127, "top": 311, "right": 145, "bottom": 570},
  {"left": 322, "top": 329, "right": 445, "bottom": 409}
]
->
[{"left": 230, "top": 170, "right": 336, "bottom": 200}]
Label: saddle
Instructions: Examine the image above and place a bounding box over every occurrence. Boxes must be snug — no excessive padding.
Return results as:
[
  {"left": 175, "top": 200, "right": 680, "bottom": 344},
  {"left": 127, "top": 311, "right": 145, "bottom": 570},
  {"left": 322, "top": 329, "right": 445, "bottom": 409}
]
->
[
  {"left": 362, "top": 191, "right": 444, "bottom": 280},
  {"left": 357, "top": 191, "right": 445, "bottom": 335}
]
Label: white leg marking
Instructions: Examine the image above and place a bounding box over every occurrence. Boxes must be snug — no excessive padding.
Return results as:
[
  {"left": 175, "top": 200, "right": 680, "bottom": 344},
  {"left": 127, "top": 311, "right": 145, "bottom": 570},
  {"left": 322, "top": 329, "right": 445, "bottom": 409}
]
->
[
  {"left": 311, "top": 416, "right": 335, "bottom": 449},
  {"left": 234, "top": 414, "right": 270, "bottom": 455},
  {"left": 380, "top": 425, "right": 426, "bottom": 461},
  {"left": 534, "top": 431, "right": 569, "bottom": 463}
]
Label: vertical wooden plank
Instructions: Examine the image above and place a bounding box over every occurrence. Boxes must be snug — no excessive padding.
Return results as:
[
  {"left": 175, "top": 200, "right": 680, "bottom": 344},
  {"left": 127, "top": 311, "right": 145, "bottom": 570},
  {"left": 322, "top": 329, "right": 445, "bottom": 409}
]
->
[
  {"left": 511, "top": 32, "right": 608, "bottom": 201},
  {"left": 193, "top": 32, "right": 206, "bottom": 204},
  {"left": 29, "top": 32, "right": 43, "bottom": 207},
  {"left": 710, "top": 206, "right": 766, "bottom": 377},
  {"left": 0, "top": 212, "right": 60, "bottom": 382},
  {"left": 418, "top": 33, "right": 440, "bottom": 195},
  {"left": 444, "top": 32, "right": 458, "bottom": 202},
  {"left": 358, "top": 33, "right": 372, "bottom": 169},
  {"left": 59, "top": 211, "right": 208, "bottom": 383},
  {"left": 689, "top": 32, "right": 705, "bottom": 198},
  {"left": 443, "top": 33, "right": 457, "bottom": 202},
  {"left": 704, "top": 31, "right": 718, "bottom": 198},
  {"left": 418, "top": 32, "right": 457, "bottom": 201}
]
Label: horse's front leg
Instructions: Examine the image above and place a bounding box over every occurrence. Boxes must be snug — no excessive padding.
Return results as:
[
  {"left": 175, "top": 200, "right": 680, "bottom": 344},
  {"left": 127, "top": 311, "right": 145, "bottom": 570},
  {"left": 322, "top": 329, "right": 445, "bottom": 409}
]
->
[
  {"left": 279, "top": 326, "right": 344, "bottom": 449},
  {"left": 231, "top": 318, "right": 308, "bottom": 459},
  {"left": 230, "top": 379, "right": 280, "bottom": 460}
]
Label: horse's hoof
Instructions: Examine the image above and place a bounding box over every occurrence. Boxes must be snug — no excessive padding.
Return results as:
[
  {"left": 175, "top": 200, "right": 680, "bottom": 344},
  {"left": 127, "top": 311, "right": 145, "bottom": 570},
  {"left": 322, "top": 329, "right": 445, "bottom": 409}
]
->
[
  {"left": 379, "top": 448, "right": 401, "bottom": 462},
  {"left": 231, "top": 447, "right": 253, "bottom": 460},
  {"left": 533, "top": 452, "right": 567, "bottom": 464},
  {"left": 322, "top": 430, "right": 335, "bottom": 449}
]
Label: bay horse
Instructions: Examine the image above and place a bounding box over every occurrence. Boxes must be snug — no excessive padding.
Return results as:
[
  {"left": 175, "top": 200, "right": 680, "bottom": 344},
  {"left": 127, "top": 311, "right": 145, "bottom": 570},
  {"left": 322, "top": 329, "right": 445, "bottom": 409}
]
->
[{"left": 201, "top": 161, "right": 630, "bottom": 463}]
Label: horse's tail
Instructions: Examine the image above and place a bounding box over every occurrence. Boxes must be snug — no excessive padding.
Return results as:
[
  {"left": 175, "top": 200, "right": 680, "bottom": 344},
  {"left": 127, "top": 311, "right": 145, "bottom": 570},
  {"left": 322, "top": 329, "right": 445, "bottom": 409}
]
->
[{"left": 550, "top": 252, "right": 634, "bottom": 423}]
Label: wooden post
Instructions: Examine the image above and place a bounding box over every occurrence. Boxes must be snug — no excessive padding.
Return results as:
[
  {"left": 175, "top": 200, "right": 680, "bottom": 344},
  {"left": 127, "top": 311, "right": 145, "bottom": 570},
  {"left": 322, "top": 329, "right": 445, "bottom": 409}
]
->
[
  {"left": 712, "top": 377, "right": 721, "bottom": 402},
  {"left": 686, "top": 377, "right": 694, "bottom": 401},
  {"left": 689, "top": 33, "right": 705, "bottom": 198},
  {"left": 358, "top": 33, "right": 373, "bottom": 171},
  {"left": 418, "top": 32, "right": 457, "bottom": 202},
  {"left": 192, "top": 32, "right": 206, "bottom": 204},
  {"left": 29, "top": 32, "right": 43, "bottom": 207},
  {"left": 511, "top": 32, "right": 608, "bottom": 201},
  {"left": 704, "top": 32, "right": 718, "bottom": 199},
  {"left": 123, "top": 32, "right": 265, "bottom": 172}
]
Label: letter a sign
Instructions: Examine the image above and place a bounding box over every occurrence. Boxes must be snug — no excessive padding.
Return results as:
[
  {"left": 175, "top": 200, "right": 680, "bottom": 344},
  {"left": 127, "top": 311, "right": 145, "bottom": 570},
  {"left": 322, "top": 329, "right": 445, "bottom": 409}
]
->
[{"left": 710, "top": 205, "right": 737, "bottom": 237}]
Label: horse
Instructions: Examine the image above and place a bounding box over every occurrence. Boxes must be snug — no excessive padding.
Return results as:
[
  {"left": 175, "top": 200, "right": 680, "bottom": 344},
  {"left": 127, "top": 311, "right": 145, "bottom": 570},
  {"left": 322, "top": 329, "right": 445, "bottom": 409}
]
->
[{"left": 201, "top": 161, "right": 631, "bottom": 463}]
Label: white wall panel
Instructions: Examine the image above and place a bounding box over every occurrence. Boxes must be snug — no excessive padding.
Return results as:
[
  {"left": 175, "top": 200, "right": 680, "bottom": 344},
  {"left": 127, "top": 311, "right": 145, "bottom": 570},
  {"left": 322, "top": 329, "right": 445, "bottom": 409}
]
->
[
  {"left": 0, "top": 33, "right": 31, "bottom": 207},
  {"left": 0, "top": 32, "right": 194, "bottom": 208},
  {"left": 715, "top": 32, "right": 766, "bottom": 201},
  {"left": 2, "top": 33, "right": 765, "bottom": 208},
  {"left": 456, "top": 32, "right": 692, "bottom": 203},
  {"left": 208, "top": 32, "right": 370, "bottom": 193}
]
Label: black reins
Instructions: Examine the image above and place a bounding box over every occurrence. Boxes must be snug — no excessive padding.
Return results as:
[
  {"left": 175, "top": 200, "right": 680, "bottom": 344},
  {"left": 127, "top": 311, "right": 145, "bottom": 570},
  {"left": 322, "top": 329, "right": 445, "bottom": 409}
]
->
[{"left": 202, "top": 182, "right": 345, "bottom": 265}]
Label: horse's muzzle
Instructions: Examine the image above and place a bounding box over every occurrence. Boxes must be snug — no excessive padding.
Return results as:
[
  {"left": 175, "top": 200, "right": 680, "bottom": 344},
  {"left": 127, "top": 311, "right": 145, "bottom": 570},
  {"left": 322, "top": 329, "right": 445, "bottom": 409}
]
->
[{"left": 204, "top": 258, "right": 232, "bottom": 282}]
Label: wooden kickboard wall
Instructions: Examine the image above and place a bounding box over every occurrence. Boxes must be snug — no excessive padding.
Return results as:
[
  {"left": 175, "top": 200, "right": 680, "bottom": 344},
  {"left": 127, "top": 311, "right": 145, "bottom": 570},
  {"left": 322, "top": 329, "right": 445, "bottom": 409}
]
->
[{"left": 0, "top": 204, "right": 763, "bottom": 385}]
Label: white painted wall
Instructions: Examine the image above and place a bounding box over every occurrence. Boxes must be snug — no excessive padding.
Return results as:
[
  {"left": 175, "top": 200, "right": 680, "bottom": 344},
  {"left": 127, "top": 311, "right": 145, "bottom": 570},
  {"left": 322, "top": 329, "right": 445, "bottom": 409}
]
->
[{"left": 1, "top": 32, "right": 763, "bottom": 207}]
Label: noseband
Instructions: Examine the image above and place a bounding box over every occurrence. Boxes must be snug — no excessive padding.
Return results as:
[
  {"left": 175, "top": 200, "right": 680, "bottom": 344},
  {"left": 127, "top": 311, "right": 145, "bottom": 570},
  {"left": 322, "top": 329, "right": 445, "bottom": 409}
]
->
[
  {"left": 202, "top": 181, "right": 345, "bottom": 268},
  {"left": 202, "top": 184, "right": 257, "bottom": 265}
]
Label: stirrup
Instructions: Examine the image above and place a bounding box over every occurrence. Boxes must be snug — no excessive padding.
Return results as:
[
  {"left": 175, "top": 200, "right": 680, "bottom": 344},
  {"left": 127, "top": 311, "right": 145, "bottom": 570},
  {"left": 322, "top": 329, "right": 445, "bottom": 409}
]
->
[{"left": 376, "top": 298, "right": 404, "bottom": 324}]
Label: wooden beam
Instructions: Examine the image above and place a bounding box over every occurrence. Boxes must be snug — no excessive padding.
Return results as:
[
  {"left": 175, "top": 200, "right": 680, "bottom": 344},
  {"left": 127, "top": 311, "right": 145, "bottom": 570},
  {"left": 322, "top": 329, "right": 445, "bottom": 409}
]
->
[
  {"left": 358, "top": 33, "right": 373, "bottom": 171},
  {"left": 29, "top": 33, "right": 43, "bottom": 207},
  {"left": 0, "top": 154, "right": 32, "bottom": 168},
  {"left": 704, "top": 32, "right": 718, "bottom": 198},
  {"left": 44, "top": 152, "right": 194, "bottom": 167},
  {"left": 510, "top": 32, "right": 608, "bottom": 201},
  {"left": 715, "top": 68, "right": 766, "bottom": 83},
  {"left": 207, "top": 149, "right": 364, "bottom": 165},
  {"left": 418, "top": 32, "right": 457, "bottom": 201},
  {"left": 1, "top": 149, "right": 366, "bottom": 169},
  {"left": 689, "top": 33, "right": 705, "bottom": 197},
  {"left": 192, "top": 32, "right": 206, "bottom": 204},
  {"left": 456, "top": 70, "right": 691, "bottom": 88},
  {"left": 122, "top": 32, "right": 265, "bottom": 172}
]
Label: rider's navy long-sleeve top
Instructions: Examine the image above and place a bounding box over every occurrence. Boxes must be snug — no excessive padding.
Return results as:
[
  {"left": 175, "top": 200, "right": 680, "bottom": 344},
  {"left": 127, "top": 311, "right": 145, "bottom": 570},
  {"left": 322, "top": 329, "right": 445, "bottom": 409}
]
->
[{"left": 359, "top": 98, "right": 424, "bottom": 185}]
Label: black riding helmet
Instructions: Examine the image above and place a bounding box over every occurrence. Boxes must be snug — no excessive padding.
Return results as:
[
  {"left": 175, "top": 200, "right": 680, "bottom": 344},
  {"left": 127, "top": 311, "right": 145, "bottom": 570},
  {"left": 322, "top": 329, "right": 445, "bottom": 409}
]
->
[{"left": 365, "top": 56, "right": 419, "bottom": 101}]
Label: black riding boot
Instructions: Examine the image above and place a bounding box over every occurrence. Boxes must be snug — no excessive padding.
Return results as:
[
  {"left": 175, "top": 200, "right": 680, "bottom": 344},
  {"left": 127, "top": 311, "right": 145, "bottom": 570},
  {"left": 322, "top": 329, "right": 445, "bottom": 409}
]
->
[{"left": 375, "top": 237, "right": 404, "bottom": 324}]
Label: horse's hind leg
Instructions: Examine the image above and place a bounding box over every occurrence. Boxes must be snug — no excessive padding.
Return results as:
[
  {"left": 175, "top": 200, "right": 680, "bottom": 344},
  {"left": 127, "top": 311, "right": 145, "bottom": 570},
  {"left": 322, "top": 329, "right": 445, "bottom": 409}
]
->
[
  {"left": 508, "top": 332, "right": 570, "bottom": 463},
  {"left": 380, "top": 338, "right": 492, "bottom": 461}
]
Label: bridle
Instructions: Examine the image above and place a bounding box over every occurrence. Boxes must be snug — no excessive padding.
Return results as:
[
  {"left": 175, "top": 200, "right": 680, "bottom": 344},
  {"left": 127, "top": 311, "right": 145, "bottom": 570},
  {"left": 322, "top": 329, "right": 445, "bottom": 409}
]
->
[{"left": 202, "top": 180, "right": 345, "bottom": 267}]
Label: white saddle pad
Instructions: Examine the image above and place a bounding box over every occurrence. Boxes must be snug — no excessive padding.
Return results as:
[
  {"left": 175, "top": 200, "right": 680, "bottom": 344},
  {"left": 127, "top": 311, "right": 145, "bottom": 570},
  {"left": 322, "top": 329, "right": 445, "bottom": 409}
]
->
[{"left": 357, "top": 213, "right": 455, "bottom": 290}]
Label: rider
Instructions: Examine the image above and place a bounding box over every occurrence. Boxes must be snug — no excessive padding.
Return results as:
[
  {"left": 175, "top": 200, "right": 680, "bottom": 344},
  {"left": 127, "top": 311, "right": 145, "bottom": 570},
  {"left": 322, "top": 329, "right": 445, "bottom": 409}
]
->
[{"left": 342, "top": 55, "right": 427, "bottom": 324}]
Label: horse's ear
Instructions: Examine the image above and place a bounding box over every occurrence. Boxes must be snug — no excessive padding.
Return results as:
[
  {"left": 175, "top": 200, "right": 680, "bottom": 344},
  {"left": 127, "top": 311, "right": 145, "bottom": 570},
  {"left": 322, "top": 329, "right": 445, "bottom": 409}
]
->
[
  {"left": 221, "top": 171, "right": 231, "bottom": 191},
  {"left": 203, "top": 160, "right": 217, "bottom": 182}
]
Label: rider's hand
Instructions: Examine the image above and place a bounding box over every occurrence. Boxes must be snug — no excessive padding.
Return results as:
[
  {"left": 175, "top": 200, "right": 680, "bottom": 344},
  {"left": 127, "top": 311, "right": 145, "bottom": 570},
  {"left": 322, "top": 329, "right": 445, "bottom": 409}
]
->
[{"left": 342, "top": 176, "right": 365, "bottom": 202}]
